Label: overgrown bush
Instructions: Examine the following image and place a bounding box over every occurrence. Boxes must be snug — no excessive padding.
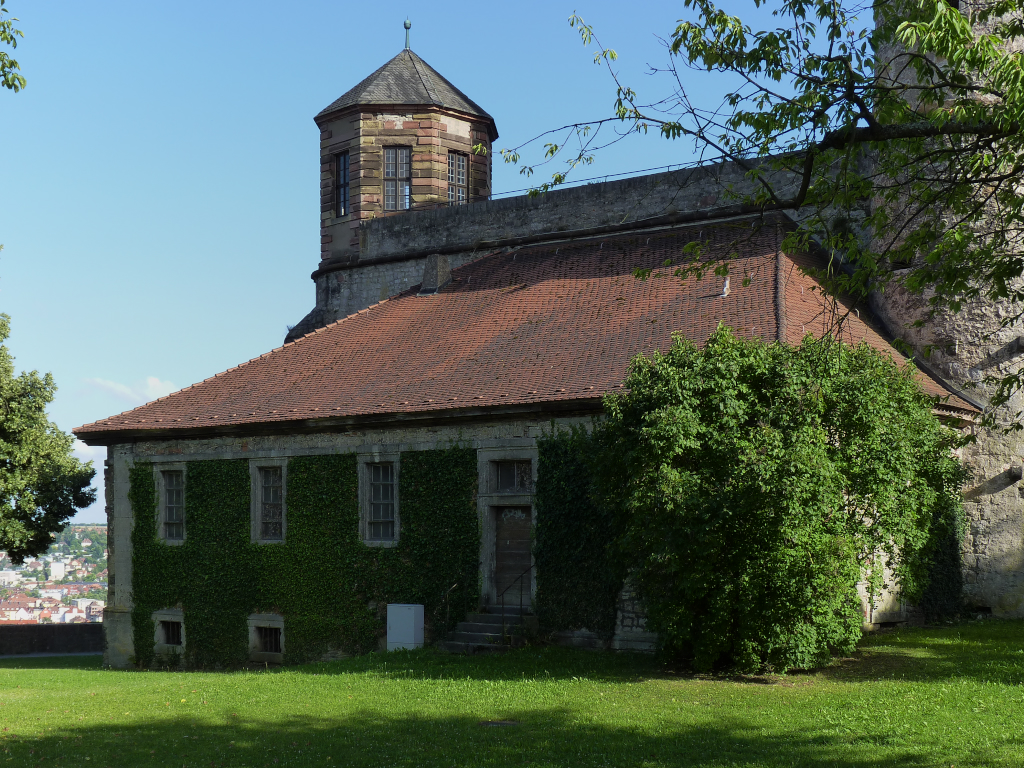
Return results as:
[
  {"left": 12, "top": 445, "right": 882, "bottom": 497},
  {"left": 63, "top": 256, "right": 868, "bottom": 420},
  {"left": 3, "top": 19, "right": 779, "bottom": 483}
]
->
[{"left": 598, "top": 326, "right": 967, "bottom": 673}]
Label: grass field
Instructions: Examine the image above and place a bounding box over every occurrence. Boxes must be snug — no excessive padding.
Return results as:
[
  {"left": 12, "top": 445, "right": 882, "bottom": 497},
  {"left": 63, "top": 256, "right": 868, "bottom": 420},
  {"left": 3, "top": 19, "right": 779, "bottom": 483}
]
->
[{"left": 0, "top": 620, "right": 1022, "bottom": 767}]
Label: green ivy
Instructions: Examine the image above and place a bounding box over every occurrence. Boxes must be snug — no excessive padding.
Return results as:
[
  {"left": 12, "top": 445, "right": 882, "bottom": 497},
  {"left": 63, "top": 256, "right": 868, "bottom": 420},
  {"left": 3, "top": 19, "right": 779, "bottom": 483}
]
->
[
  {"left": 129, "top": 447, "right": 478, "bottom": 668},
  {"left": 534, "top": 425, "right": 624, "bottom": 639}
]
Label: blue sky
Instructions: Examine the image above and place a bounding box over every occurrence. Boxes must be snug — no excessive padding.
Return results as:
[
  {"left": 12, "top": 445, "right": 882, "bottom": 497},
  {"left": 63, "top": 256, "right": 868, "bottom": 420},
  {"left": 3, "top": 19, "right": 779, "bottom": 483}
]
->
[{"left": 2, "top": 0, "right": 779, "bottom": 523}]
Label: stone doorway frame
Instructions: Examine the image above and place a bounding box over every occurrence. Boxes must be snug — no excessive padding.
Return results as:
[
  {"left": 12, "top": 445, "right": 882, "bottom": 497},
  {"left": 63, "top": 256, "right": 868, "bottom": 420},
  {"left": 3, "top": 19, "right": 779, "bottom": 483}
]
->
[{"left": 476, "top": 441, "right": 538, "bottom": 608}]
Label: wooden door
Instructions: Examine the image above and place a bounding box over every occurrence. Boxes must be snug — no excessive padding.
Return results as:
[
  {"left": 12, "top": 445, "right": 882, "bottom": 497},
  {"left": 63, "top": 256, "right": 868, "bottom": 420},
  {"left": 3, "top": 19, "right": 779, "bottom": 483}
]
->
[{"left": 494, "top": 507, "right": 532, "bottom": 610}]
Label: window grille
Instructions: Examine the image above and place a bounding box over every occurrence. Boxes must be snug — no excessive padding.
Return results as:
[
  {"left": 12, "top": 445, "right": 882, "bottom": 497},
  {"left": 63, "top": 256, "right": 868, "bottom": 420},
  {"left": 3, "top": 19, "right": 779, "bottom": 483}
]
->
[
  {"left": 163, "top": 471, "right": 184, "bottom": 540},
  {"left": 256, "top": 625, "right": 282, "bottom": 654},
  {"left": 384, "top": 147, "right": 411, "bottom": 211},
  {"left": 335, "top": 151, "right": 349, "bottom": 217},
  {"left": 495, "top": 461, "right": 532, "bottom": 493},
  {"left": 259, "top": 467, "right": 284, "bottom": 540},
  {"left": 448, "top": 152, "right": 467, "bottom": 204},
  {"left": 368, "top": 463, "right": 396, "bottom": 540},
  {"left": 161, "top": 620, "right": 182, "bottom": 646}
]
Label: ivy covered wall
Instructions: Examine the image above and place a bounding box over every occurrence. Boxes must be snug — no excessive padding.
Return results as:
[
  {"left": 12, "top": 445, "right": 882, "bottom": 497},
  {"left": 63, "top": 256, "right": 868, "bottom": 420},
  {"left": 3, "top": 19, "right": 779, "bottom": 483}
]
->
[
  {"left": 534, "top": 427, "right": 625, "bottom": 639},
  {"left": 129, "top": 447, "right": 478, "bottom": 668}
]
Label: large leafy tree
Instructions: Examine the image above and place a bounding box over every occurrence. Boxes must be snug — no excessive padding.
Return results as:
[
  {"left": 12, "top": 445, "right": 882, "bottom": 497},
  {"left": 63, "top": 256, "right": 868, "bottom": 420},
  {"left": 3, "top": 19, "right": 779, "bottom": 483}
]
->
[
  {"left": 0, "top": 0, "right": 25, "bottom": 92},
  {"left": 503, "top": 1, "right": 1024, "bottom": 416},
  {"left": 0, "top": 315, "right": 95, "bottom": 563},
  {"left": 597, "top": 327, "right": 966, "bottom": 672}
]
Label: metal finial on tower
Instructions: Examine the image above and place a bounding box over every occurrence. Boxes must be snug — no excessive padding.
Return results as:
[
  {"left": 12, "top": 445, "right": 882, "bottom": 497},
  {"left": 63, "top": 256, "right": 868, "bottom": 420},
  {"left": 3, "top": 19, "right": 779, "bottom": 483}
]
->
[{"left": 404, "top": 18, "right": 411, "bottom": 50}]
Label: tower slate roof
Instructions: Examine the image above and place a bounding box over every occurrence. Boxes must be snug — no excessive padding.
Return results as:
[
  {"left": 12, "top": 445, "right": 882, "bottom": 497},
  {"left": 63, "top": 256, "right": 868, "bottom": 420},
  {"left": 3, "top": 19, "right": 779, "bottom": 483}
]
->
[{"left": 316, "top": 49, "right": 497, "bottom": 138}]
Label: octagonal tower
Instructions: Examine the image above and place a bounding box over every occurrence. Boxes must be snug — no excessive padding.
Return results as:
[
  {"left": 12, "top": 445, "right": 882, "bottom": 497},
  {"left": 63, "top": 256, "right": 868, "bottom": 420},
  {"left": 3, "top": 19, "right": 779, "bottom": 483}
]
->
[{"left": 315, "top": 41, "right": 498, "bottom": 266}]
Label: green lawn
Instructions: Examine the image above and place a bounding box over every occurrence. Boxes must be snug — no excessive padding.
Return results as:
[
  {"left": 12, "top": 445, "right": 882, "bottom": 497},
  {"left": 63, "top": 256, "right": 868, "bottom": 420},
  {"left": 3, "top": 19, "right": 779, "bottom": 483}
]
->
[{"left": 1, "top": 620, "right": 1023, "bottom": 767}]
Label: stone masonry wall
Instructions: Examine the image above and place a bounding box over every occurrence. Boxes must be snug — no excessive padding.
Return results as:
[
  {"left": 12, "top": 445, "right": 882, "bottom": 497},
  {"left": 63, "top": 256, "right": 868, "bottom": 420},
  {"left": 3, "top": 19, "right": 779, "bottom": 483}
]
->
[{"left": 870, "top": 285, "right": 1024, "bottom": 616}]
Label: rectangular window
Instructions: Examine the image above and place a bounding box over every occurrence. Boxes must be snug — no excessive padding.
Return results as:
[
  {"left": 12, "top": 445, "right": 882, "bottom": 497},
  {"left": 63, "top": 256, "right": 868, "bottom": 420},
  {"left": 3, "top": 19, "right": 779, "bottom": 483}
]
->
[
  {"left": 496, "top": 461, "right": 533, "bottom": 493},
  {"left": 257, "top": 625, "right": 282, "bottom": 654},
  {"left": 335, "top": 151, "right": 349, "bottom": 217},
  {"left": 161, "top": 620, "right": 182, "bottom": 646},
  {"left": 260, "top": 467, "right": 284, "bottom": 541},
  {"left": 448, "top": 152, "right": 468, "bottom": 204},
  {"left": 162, "top": 470, "right": 184, "bottom": 540},
  {"left": 384, "top": 146, "right": 411, "bottom": 211},
  {"left": 368, "top": 463, "right": 396, "bottom": 540}
]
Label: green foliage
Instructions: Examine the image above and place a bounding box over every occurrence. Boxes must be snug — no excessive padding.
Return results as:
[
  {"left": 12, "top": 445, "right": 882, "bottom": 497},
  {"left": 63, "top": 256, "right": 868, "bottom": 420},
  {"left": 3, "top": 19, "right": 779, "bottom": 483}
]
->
[
  {"left": 130, "top": 447, "right": 479, "bottom": 668},
  {"left": 599, "top": 326, "right": 967, "bottom": 673},
  {"left": 0, "top": 314, "right": 95, "bottom": 563},
  {"left": 0, "top": 0, "right": 25, "bottom": 93},
  {"left": 534, "top": 425, "right": 624, "bottom": 638}
]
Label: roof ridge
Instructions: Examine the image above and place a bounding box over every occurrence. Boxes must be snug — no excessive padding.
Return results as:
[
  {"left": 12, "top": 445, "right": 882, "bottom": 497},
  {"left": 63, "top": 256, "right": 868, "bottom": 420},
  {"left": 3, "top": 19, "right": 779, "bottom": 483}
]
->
[{"left": 406, "top": 50, "right": 442, "bottom": 107}]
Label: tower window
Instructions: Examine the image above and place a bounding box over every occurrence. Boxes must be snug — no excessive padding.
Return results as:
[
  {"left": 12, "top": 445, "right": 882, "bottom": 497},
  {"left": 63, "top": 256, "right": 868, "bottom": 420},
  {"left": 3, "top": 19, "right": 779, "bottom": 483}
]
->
[
  {"left": 335, "top": 151, "right": 349, "bottom": 217},
  {"left": 448, "top": 152, "right": 467, "bottom": 205},
  {"left": 384, "top": 146, "right": 411, "bottom": 211}
]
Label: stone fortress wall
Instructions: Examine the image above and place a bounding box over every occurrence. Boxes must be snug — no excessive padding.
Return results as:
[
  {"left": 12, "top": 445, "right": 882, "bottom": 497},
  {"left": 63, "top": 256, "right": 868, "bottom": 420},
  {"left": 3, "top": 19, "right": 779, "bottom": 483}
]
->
[{"left": 286, "top": 161, "right": 800, "bottom": 340}]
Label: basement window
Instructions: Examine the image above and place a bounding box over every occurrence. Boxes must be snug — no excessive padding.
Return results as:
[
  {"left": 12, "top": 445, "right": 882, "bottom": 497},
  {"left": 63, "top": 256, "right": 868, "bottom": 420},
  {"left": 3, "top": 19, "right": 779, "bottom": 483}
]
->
[
  {"left": 248, "top": 613, "right": 285, "bottom": 663},
  {"left": 257, "top": 625, "right": 281, "bottom": 653},
  {"left": 384, "top": 146, "right": 411, "bottom": 211},
  {"left": 161, "top": 620, "right": 182, "bottom": 646},
  {"left": 152, "top": 608, "right": 185, "bottom": 655}
]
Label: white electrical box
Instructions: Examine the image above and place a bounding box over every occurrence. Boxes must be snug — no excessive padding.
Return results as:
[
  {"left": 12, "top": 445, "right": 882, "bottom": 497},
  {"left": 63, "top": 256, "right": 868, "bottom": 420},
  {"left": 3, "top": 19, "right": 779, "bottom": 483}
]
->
[{"left": 386, "top": 603, "right": 424, "bottom": 651}]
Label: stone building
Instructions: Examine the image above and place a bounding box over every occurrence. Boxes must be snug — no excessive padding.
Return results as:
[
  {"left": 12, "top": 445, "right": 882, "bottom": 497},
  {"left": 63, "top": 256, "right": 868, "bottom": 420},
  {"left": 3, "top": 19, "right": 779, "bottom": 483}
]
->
[{"left": 76, "top": 35, "right": 1015, "bottom": 669}]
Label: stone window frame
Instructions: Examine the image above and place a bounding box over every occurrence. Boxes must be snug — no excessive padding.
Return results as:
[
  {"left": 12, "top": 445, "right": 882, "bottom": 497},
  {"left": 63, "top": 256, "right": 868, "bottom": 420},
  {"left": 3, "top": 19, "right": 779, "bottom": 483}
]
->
[
  {"left": 248, "top": 613, "right": 284, "bottom": 664},
  {"left": 152, "top": 608, "right": 185, "bottom": 656},
  {"left": 383, "top": 145, "right": 412, "bottom": 211},
  {"left": 154, "top": 463, "right": 187, "bottom": 546},
  {"left": 357, "top": 450, "right": 400, "bottom": 547},
  {"left": 249, "top": 458, "right": 288, "bottom": 545}
]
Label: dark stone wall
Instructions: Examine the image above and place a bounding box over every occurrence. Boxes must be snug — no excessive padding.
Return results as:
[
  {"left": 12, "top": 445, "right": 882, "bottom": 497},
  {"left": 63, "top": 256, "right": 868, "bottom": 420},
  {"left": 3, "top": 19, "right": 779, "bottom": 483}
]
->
[{"left": 0, "top": 624, "right": 104, "bottom": 655}]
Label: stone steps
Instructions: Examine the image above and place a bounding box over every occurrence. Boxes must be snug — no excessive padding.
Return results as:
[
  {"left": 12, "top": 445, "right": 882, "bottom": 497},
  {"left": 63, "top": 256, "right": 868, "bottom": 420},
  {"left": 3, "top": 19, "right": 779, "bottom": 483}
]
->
[{"left": 438, "top": 609, "right": 531, "bottom": 654}]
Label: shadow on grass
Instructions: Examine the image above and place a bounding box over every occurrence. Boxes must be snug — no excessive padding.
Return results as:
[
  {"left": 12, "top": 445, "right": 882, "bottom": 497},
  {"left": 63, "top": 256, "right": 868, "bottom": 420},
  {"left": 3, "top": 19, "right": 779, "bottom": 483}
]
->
[
  {"left": 1, "top": 707, "right": 1004, "bottom": 768},
  {"left": 0, "top": 654, "right": 103, "bottom": 671},
  {"left": 292, "top": 645, "right": 663, "bottom": 683},
  {"left": 821, "top": 618, "right": 1024, "bottom": 685}
]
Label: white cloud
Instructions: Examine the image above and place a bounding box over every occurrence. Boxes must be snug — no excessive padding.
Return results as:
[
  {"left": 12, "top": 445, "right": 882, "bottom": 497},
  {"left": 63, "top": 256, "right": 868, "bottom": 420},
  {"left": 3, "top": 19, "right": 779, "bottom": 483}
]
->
[
  {"left": 72, "top": 440, "right": 106, "bottom": 466},
  {"left": 84, "top": 375, "right": 177, "bottom": 406}
]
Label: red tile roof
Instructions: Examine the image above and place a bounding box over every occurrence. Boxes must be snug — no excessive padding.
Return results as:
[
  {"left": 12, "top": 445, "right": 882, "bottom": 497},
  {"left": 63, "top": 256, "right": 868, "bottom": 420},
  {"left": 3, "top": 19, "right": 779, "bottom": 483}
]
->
[{"left": 74, "top": 222, "right": 975, "bottom": 442}]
